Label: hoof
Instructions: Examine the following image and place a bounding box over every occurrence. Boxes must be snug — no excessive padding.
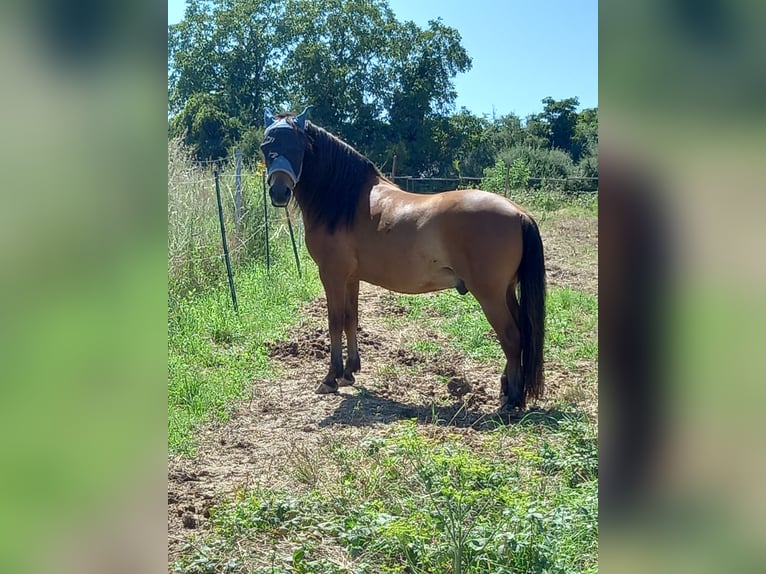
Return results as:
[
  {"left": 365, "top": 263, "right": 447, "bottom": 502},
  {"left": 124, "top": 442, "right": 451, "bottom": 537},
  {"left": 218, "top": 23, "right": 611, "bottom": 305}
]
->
[
  {"left": 498, "top": 394, "right": 522, "bottom": 413},
  {"left": 315, "top": 381, "right": 338, "bottom": 394},
  {"left": 338, "top": 374, "right": 355, "bottom": 387}
]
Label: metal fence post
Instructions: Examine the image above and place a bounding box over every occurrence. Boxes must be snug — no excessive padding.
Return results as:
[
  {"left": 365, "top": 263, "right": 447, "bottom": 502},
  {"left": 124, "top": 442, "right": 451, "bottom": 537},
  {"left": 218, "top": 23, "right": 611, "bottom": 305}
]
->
[
  {"left": 214, "top": 170, "right": 239, "bottom": 312},
  {"left": 262, "top": 170, "right": 270, "bottom": 272},
  {"left": 234, "top": 148, "right": 242, "bottom": 232}
]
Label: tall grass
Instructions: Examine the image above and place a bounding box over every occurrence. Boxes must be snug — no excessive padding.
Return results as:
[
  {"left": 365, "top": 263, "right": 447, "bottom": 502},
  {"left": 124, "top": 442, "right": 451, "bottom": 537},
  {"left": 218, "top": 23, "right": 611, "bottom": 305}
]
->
[
  {"left": 168, "top": 138, "right": 295, "bottom": 299},
  {"left": 168, "top": 138, "right": 322, "bottom": 453},
  {"left": 168, "top": 253, "right": 322, "bottom": 454}
]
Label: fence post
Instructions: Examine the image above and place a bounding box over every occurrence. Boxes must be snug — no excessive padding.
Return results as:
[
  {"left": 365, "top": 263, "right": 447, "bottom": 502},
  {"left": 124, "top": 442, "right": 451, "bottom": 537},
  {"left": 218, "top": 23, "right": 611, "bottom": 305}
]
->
[
  {"left": 504, "top": 164, "right": 510, "bottom": 197},
  {"left": 262, "top": 169, "right": 270, "bottom": 272},
  {"left": 391, "top": 154, "right": 397, "bottom": 178},
  {"left": 285, "top": 208, "right": 301, "bottom": 278},
  {"left": 234, "top": 148, "right": 242, "bottom": 232},
  {"left": 214, "top": 170, "right": 239, "bottom": 313}
]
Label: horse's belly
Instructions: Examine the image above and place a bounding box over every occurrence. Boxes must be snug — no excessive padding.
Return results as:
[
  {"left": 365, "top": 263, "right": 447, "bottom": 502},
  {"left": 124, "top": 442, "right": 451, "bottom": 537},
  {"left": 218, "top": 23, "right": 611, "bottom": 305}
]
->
[{"left": 357, "top": 253, "right": 458, "bottom": 294}]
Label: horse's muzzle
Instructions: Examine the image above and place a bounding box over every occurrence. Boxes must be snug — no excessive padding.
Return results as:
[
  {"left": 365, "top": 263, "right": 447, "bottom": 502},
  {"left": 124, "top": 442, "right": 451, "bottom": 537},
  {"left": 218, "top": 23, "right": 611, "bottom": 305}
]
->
[{"left": 269, "top": 182, "right": 292, "bottom": 207}]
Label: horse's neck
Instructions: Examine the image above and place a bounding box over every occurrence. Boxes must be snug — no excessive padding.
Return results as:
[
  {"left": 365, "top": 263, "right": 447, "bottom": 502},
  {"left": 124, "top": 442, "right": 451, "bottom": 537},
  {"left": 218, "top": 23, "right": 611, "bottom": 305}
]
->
[
  {"left": 302, "top": 138, "right": 371, "bottom": 194},
  {"left": 293, "top": 135, "right": 376, "bottom": 232}
]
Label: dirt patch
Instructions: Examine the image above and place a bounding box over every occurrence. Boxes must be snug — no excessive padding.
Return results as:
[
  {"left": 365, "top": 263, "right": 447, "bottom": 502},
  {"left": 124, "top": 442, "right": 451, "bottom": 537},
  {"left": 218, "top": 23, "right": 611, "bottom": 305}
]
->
[
  {"left": 540, "top": 214, "right": 598, "bottom": 295},
  {"left": 168, "top": 214, "right": 598, "bottom": 566}
]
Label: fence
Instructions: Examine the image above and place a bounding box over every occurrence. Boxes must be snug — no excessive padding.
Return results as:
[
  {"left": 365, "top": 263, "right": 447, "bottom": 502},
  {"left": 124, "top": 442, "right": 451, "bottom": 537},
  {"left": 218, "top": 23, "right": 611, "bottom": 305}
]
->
[
  {"left": 390, "top": 176, "right": 483, "bottom": 194},
  {"left": 168, "top": 142, "right": 302, "bottom": 301},
  {"left": 169, "top": 141, "right": 598, "bottom": 303},
  {"left": 390, "top": 174, "right": 598, "bottom": 194}
]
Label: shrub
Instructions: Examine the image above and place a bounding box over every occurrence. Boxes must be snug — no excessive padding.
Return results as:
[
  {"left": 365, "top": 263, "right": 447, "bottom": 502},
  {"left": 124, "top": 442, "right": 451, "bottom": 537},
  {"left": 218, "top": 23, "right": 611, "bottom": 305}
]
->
[{"left": 499, "top": 145, "right": 574, "bottom": 190}]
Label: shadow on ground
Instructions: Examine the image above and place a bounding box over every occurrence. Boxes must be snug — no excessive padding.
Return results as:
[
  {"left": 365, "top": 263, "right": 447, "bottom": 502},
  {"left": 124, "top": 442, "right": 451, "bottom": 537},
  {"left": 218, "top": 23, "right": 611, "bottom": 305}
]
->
[{"left": 317, "top": 386, "right": 579, "bottom": 431}]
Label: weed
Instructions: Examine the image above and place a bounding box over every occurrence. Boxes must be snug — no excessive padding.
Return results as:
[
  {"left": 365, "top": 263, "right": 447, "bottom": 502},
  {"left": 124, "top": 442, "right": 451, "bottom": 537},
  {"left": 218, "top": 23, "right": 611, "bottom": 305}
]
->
[
  {"left": 168, "top": 253, "right": 321, "bottom": 454},
  {"left": 174, "top": 419, "right": 598, "bottom": 573}
]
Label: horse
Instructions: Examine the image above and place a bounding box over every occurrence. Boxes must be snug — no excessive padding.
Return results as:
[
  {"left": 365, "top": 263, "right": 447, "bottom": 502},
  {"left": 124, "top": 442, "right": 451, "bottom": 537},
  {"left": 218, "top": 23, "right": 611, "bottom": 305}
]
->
[{"left": 260, "top": 107, "right": 546, "bottom": 410}]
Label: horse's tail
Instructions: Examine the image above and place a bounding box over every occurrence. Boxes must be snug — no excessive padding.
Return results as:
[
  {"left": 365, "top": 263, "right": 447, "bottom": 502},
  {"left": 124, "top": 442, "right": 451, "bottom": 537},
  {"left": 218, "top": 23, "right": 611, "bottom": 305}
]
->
[{"left": 514, "top": 213, "right": 546, "bottom": 403}]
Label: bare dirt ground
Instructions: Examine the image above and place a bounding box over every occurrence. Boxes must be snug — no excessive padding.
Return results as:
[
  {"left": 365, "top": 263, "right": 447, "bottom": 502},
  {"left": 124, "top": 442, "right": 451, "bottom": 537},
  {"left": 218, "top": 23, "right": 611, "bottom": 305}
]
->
[
  {"left": 540, "top": 213, "right": 598, "bottom": 296},
  {"left": 168, "top": 213, "right": 598, "bottom": 565}
]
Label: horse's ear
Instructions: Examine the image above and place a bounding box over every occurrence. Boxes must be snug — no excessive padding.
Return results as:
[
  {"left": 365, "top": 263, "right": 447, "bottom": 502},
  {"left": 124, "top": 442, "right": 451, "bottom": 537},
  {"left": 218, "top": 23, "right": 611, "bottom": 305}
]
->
[
  {"left": 264, "top": 108, "right": 276, "bottom": 127},
  {"left": 295, "top": 105, "right": 314, "bottom": 130}
]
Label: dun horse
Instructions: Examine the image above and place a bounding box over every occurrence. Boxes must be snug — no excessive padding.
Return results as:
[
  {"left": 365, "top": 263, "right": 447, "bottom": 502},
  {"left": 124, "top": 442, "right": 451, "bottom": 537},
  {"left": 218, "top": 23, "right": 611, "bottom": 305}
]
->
[{"left": 261, "top": 107, "right": 546, "bottom": 410}]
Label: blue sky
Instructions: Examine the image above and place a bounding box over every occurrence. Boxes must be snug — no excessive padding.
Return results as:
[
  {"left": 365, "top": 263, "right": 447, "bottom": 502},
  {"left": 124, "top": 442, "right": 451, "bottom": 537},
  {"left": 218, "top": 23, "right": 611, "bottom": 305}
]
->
[{"left": 168, "top": 0, "right": 597, "bottom": 119}]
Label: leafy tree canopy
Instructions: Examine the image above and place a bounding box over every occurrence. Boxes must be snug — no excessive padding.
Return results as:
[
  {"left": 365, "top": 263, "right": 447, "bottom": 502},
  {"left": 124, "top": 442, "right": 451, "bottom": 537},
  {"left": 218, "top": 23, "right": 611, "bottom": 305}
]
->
[
  {"left": 169, "top": 0, "right": 471, "bottom": 168},
  {"left": 168, "top": 1, "right": 596, "bottom": 187}
]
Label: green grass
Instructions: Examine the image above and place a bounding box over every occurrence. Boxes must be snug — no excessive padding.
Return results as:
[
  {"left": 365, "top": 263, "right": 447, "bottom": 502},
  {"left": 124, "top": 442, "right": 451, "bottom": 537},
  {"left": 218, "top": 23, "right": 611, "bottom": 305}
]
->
[
  {"left": 510, "top": 189, "right": 598, "bottom": 221},
  {"left": 173, "top": 416, "right": 597, "bottom": 573},
  {"left": 168, "top": 247, "right": 322, "bottom": 454},
  {"left": 396, "top": 286, "right": 598, "bottom": 369},
  {"left": 169, "top": 250, "right": 597, "bottom": 456},
  {"left": 168, "top": 188, "right": 599, "bottom": 571}
]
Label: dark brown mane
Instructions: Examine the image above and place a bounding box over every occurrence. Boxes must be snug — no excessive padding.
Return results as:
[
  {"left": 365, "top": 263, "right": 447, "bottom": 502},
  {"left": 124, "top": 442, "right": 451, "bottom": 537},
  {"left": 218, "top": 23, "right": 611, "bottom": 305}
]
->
[{"left": 289, "top": 118, "right": 380, "bottom": 232}]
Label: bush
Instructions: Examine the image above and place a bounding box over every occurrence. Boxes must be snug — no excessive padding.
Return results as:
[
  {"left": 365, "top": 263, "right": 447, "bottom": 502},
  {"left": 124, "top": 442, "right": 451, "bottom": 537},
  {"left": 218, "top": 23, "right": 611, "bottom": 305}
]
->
[
  {"left": 570, "top": 153, "right": 598, "bottom": 192},
  {"left": 480, "top": 158, "right": 508, "bottom": 194},
  {"left": 499, "top": 145, "right": 574, "bottom": 190}
]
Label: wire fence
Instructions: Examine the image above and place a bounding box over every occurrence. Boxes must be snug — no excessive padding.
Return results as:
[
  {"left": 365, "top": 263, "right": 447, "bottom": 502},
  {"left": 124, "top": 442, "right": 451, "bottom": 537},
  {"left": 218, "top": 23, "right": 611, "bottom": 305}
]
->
[
  {"left": 390, "top": 175, "right": 598, "bottom": 194},
  {"left": 169, "top": 143, "right": 598, "bottom": 303}
]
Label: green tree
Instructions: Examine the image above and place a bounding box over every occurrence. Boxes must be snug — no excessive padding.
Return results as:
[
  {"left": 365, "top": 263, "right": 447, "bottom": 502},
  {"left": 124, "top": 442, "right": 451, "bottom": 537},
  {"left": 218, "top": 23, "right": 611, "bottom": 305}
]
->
[
  {"left": 168, "top": 0, "right": 218, "bottom": 116},
  {"left": 487, "top": 112, "right": 524, "bottom": 152},
  {"left": 168, "top": 0, "right": 471, "bottom": 170},
  {"left": 168, "top": 0, "right": 289, "bottom": 122},
  {"left": 571, "top": 106, "right": 598, "bottom": 162},
  {"left": 169, "top": 93, "right": 242, "bottom": 160},
  {"left": 446, "top": 109, "right": 493, "bottom": 177},
  {"left": 279, "top": 0, "right": 399, "bottom": 150},
  {"left": 539, "top": 96, "right": 580, "bottom": 153},
  {"left": 384, "top": 19, "right": 471, "bottom": 175},
  {"left": 522, "top": 114, "right": 550, "bottom": 149}
]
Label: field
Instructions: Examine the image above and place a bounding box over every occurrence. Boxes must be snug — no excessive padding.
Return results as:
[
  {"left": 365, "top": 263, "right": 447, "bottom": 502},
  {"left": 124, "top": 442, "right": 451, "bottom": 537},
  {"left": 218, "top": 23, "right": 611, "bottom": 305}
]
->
[{"left": 168, "top": 176, "right": 598, "bottom": 573}]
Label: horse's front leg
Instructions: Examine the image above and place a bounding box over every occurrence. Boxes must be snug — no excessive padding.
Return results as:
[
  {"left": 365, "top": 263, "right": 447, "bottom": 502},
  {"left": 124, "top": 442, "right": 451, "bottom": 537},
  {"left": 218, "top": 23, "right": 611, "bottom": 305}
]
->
[
  {"left": 316, "top": 275, "right": 346, "bottom": 394},
  {"left": 339, "top": 279, "right": 360, "bottom": 386}
]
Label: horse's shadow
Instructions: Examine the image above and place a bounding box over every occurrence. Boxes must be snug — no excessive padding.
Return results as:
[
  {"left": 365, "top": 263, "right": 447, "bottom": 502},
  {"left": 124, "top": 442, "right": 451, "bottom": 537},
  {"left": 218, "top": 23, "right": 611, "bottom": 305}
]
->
[{"left": 317, "top": 386, "right": 577, "bottom": 431}]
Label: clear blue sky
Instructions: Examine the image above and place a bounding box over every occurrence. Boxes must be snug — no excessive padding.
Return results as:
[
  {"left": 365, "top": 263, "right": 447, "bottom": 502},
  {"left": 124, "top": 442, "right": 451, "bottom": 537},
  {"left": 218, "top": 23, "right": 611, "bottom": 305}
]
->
[{"left": 168, "top": 0, "right": 597, "bottom": 119}]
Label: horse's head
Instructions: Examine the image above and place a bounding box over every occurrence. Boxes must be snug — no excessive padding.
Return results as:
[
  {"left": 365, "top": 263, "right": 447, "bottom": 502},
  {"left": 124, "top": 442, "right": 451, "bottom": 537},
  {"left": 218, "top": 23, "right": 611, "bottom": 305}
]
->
[{"left": 261, "top": 106, "right": 312, "bottom": 207}]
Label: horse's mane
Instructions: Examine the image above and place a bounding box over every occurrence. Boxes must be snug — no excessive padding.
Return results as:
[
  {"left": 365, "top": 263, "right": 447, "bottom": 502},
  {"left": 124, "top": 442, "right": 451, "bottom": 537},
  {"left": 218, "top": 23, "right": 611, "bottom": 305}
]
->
[{"left": 280, "top": 115, "right": 380, "bottom": 232}]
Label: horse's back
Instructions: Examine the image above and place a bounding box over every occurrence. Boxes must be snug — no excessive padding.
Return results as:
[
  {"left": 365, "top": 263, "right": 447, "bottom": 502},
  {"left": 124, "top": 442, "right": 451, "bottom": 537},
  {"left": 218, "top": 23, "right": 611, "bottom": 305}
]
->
[
  {"left": 354, "top": 184, "right": 526, "bottom": 293},
  {"left": 428, "top": 189, "right": 526, "bottom": 284}
]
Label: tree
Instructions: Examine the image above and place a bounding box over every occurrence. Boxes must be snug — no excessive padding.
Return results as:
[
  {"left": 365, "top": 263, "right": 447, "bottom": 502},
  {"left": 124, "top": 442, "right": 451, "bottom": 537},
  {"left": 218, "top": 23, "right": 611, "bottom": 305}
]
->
[
  {"left": 488, "top": 112, "right": 524, "bottom": 153},
  {"left": 522, "top": 114, "right": 550, "bottom": 149},
  {"left": 447, "top": 109, "right": 493, "bottom": 178},
  {"left": 168, "top": 0, "right": 289, "bottom": 125},
  {"left": 169, "top": 93, "right": 242, "bottom": 160},
  {"left": 168, "top": 0, "right": 471, "bottom": 169},
  {"left": 572, "top": 107, "right": 598, "bottom": 162},
  {"left": 379, "top": 18, "right": 471, "bottom": 175},
  {"left": 539, "top": 96, "right": 579, "bottom": 153}
]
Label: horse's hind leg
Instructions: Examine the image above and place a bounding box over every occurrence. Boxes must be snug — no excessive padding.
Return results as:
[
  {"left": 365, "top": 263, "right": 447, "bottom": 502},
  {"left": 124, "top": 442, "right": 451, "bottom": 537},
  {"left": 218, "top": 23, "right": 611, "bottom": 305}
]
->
[
  {"left": 474, "top": 287, "right": 524, "bottom": 410},
  {"left": 340, "top": 279, "right": 360, "bottom": 386},
  {"left": 502, "top": 288, "right": 524, "bottom": 410}
]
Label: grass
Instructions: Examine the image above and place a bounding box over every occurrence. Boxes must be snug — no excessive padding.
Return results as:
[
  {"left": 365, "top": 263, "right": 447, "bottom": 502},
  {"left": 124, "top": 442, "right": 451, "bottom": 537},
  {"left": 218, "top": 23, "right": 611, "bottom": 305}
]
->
[
  {"left": 508, "top": 189, "right": 598, "bottom": 221},
  {"left": 172, "top": 416, "right": 598, "bottom": 573},
  {"left": 396, "top": 286, "right": 598, "bottom": 370},
  {"left": 168, "top": 246, "right": 322, "bottom": 454},
  {"left": 169, "top": 186, "right": 599, "bottom": 571}
]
